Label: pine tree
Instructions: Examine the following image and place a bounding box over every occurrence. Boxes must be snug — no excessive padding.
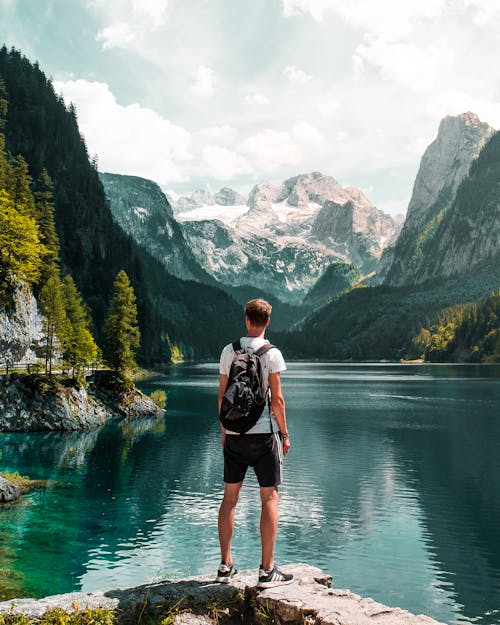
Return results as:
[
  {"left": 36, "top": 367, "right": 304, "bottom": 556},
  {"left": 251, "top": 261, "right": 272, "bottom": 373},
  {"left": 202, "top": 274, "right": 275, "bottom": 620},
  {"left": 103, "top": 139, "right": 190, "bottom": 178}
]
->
[
  {"left": 62, "top": 274, "right": 99, "bottom": 377},
  {"left": 7, "top": 154, "right": 36, "bottom": 218},
  {"left": 0, "top": 79, "right": 11, "bottom": 190},
  {"left": 39, "top": 275, "right": 69, "bottom": 375},
  {"left": 0, "top": 189, "right": 43, "bottom": 301},
  {"left": 103, "top": 270, "right": 141, "bottom": 375},
  {"left": 33, "top": 169, "right": 60, "bottom": 286}
]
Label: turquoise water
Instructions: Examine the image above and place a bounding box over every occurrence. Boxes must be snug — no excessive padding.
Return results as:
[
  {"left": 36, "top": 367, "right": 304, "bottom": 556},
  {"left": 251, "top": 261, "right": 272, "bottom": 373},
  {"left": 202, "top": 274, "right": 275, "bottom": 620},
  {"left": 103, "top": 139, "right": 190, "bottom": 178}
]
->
[{"left": 1, "top": 363, "right": 500, "bottom": 624}]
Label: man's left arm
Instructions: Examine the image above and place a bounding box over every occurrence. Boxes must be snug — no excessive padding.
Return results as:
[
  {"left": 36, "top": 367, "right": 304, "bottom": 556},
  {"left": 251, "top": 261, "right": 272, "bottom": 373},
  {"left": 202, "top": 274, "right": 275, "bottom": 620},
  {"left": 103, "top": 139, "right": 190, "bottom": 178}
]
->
[{"left": 269, "top": 372, "right": 291, "bottom": 455}]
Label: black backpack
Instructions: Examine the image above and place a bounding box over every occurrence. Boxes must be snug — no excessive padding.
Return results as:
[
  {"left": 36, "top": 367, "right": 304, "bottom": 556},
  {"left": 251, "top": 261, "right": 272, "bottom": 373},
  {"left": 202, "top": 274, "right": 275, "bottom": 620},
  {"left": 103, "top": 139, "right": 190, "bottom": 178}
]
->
[{"left": 219, "top": 340, "right": 275, "bottom": 434}]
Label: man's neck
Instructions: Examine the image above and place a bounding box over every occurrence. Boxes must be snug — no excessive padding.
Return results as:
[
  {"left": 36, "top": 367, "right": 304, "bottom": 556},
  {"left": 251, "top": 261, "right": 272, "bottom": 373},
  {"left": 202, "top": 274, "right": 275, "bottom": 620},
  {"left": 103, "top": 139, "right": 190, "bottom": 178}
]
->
[{"left": 246, "top": 327, "right": 266, "bottom": 339}]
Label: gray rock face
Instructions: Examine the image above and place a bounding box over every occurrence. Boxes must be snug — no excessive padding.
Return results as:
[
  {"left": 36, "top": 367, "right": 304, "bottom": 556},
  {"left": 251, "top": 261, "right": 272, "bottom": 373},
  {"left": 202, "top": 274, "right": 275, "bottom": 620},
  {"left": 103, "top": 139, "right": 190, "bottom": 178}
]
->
[
  {"left": 99, "top": 173, "right": 211, "bottom": 284},
  {"left": 191, "top": 189, "right": 215, "bottom": 206},
  {"left": 386, "top": 112, "right": 495, "bottom": 286},
  {"left": 0, "top": 475, "right": 20, "bottom": 503},
  {"left": 213, "top": 187, "right": 246, "bottom": 206},
  {"left": 0, "top": 375, "right": 108, "bottom": 431},
  {"left": 0, "top": 283, "right": 44, "bottom": 364},
  {"left": 0, "top": 563, "right": 445, "bottom": 625},
  {"left": 0, "top": 373, "right": 164, "bottom": 432}
]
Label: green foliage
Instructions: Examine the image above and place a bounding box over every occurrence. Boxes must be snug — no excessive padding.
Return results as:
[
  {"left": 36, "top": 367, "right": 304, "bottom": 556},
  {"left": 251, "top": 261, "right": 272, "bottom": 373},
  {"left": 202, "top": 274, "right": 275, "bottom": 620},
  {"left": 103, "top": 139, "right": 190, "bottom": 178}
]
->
[
  {"left": 33, "top": 169, "right": 60, "bottom": 285},
  {"left": 103, "top": 270, "right": 141, "bottom": 374},
  {"left": 61, "top": 274, "right": 99, "bottom": 376},
  {"left": 0, "top": 188, "right": 43, "bottom": 302},
  {"left": 0, "top": 471, "right": 46, "bottom": 494},
  {"left": 149, "top": 390, "right": 167, "bottom": 410},
  {"left": 412, "top": 290, "right": 500, "bottom": 362},
  {"left": 39, "top": 275, "right": 69, "bottom": 374},
  {"left": 0, "top": 607, "right": 115, "bottom": 625},
  {"left": 7, "top": 154, "right": 36, "bottom": 218}
]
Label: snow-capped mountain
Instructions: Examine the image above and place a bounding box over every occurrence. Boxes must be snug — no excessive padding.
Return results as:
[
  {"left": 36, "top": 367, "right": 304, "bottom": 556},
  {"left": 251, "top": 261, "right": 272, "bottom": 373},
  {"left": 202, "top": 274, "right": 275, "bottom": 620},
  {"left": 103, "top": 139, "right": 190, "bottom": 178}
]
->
[{"left": 176, "top": 173, "right": 401, "bottom": 302}]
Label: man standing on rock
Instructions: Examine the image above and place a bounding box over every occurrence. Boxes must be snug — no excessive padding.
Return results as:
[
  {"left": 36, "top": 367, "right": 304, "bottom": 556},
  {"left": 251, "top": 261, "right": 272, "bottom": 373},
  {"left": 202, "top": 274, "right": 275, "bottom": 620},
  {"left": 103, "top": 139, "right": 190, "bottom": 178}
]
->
[{"left": 216, "top": 298, "right": 293, "bottom": 588}]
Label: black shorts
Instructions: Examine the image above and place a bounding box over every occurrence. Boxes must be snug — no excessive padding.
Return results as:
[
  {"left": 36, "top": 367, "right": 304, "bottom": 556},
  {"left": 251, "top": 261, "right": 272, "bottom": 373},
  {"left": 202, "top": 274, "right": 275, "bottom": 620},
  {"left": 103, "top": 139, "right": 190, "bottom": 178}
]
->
[{"left": 223, "top": 432, "right": 283, "bottom": 487}]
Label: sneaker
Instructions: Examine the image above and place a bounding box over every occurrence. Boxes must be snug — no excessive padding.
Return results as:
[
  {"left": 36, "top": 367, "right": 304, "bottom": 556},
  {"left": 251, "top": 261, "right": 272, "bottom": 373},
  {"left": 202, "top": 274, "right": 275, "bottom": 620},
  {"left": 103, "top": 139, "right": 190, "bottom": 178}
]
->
[
  {"left": 215, "top": 561, "right": 237, "bottom": 583},
  {"left": 257, "top": 566, "right": 294, "bottom": 589}
]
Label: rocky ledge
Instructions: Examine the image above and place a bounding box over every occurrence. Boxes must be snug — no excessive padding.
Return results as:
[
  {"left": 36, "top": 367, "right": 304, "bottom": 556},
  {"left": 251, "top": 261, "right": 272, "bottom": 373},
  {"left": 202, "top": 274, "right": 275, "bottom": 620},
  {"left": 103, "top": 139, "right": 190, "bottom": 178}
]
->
[
  {"left": 0, "top": 564, "right": 445, "bottom": 625},
  {"left": 0, "top": 474, "right": 20, "bottom": 502},
  {"left": 0, "top": 371, "right": 164, "bottom": 432}
]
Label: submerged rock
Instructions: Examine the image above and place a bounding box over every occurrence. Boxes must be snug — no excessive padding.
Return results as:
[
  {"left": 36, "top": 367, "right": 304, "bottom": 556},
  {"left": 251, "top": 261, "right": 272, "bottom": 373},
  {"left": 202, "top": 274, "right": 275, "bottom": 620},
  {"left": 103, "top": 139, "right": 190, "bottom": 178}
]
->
[{"left": 0, "top": 475, "right": 20, "bottom": 503}]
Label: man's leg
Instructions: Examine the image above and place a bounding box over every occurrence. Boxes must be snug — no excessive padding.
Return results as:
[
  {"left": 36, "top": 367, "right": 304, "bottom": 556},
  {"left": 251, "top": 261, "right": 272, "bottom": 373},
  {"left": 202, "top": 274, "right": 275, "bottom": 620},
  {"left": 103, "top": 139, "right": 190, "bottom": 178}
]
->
[
  {"left": 218, "top": 481, "right": 243, "bottom": 565},
  {"left": 260, "top": 485, "right": 279, "bottom": 571}
]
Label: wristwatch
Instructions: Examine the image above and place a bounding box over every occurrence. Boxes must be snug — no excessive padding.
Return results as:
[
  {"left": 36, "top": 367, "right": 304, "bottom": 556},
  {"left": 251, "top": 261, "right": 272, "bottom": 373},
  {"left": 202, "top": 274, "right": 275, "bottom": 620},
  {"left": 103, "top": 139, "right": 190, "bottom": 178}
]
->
[{"left": 280, "top": 432, "right": 289, "bottom": 440}]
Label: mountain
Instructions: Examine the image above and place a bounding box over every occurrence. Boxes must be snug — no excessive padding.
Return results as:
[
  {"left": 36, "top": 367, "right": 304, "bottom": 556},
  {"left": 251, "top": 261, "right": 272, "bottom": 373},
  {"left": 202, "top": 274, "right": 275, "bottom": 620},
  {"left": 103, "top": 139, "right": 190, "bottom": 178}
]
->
[
  {"left": 0, "top": 46, "right": 242, "bottom": 362},
  {"left": 177, "top": 172, "right": 401, "bottom": 303},
  {"left": 302, "top": 263, "right": 361, "bottom": 310},
  {"left": 99, "top": 173, "right": 212, "bottom": 284},
  {"left": 386, "top": 112, "right": 495, "bottom": 286},
  {"left": 175, "top": 186, "right": 246, "bottom": 213}
]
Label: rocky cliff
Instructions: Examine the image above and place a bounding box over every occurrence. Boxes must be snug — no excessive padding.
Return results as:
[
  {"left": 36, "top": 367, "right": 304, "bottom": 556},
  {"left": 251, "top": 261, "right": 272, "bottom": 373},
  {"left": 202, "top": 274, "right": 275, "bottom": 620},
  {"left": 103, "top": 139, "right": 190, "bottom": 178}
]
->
[
  {"left": 0, "top": 283, "right": 44, "bottom": 365},
  {"left": 99, "top": 173, "right": 212, "bottom": 284},
  {"left": 0, "top": 372, "right": 163, "bottom": 432},
  {"left": 386, "top": 112, "right": 495, "bottom": 286}
]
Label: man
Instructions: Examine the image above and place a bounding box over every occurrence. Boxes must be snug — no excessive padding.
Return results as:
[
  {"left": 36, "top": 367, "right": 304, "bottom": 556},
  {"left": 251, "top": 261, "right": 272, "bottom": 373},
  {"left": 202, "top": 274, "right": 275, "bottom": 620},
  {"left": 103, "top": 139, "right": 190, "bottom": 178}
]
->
[{"left": 216, "top": 298, "right": 293, "bottom": 588}]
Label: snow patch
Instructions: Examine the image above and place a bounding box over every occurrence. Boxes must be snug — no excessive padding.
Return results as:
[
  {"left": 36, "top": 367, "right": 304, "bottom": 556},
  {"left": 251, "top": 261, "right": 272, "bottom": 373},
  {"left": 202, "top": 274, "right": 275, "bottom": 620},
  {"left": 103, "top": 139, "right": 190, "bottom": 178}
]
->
[
  {"left": 133, "top": 206, "right": 150, "bottom": 221},
  {"left": 176, "top": 204, "right": 248, "bottom": 224}
]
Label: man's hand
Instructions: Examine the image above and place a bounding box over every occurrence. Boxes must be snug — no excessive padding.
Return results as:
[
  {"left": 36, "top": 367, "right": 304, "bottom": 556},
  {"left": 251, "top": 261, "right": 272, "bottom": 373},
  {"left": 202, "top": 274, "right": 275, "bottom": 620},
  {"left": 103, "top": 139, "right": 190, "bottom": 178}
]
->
[{"left": 282, "top": 436, "right": 291, "bottom": 455}]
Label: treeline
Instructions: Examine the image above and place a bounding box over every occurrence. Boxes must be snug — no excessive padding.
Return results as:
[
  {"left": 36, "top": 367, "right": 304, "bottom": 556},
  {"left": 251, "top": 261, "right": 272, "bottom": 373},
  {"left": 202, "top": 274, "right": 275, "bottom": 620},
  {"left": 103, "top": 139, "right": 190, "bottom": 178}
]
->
[
  {"left": 0, "top": 45, "right": 242, "bottom": 364},
  {"left": 0, "top": 78, "right": 142, "bottom": 377},
  {"left": 412, "top": 290, "right": 500, "bottom": 362}
]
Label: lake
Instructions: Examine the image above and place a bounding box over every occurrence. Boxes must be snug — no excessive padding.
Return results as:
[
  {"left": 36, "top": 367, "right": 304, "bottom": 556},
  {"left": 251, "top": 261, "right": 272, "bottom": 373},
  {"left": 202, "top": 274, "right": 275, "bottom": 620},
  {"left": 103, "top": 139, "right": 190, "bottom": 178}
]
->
[{"left": 0, "top": 363, "right": 500, "bottom": 624}]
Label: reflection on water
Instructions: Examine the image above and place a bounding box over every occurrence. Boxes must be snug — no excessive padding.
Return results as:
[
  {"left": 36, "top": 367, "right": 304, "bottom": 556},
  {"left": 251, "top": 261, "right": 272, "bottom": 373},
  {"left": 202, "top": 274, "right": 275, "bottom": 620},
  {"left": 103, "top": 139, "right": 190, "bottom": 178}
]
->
[{"left": 0, "top": 363, "right": 499, "bottom": 625}]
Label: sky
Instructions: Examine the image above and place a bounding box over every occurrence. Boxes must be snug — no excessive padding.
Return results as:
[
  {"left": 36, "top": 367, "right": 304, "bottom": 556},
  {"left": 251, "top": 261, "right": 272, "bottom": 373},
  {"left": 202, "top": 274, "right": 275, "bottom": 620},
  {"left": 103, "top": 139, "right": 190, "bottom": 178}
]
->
[{"left": 2, "top": 0, "right": 500, "bottom": 215}]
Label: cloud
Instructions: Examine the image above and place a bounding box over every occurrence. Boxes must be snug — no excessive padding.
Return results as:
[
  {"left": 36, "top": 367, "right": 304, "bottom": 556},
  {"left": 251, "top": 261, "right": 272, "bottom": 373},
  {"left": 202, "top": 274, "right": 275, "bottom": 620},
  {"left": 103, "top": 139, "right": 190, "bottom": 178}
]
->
[
  {"left": 282, "top": 0, "right": 446, "bottom": 39},
  {"left": 283, "top": 65, "right": 313, "bottom": 83},
  {"left": 245, "top": 92, "right": 270, "bottom": 105},
  {"left": 197, "top": 125, "right": 237, "bottom": 143},
  {"left": 200, "top": 146, "right": 252, "bottom": 180},
  {"left": 190, "top": 65, "right": 216, "bottom": 96},
  {"left": 240, "top": 122, "right": 325, "bottom": 170},
  {"left": 130, "top": 0, "right": 168, "bottom": 26},
  {"left": 53, "top": 79, "right": 192, "bottom": 184},
  {"left": 96, "top": 21, "right": 135, "bottom": 49},
  {"left": 355, "top": 36, "right": 453, "bottom": 94}
]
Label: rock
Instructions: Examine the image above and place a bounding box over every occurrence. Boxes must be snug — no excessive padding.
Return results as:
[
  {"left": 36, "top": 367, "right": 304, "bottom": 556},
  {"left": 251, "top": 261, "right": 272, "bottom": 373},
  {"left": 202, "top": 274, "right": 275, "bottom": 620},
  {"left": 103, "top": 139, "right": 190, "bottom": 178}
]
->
[
  {"left": 0, "top": 475, "right": 20, "bottom": 503},
  {"left": 0, "top": 563, "right": 445, "bottom": 625},
  {"left": 0, "top": 282, "right": 44, "bottom": 365},
  {"left": 386, "top": 112, "right": 495, "bottom": 286},
  {"left": 0, "top": 372, "right": 164, "bottom": 432},
  {"left": 214, "top": 187, "right": 246, "bottom": 206}
]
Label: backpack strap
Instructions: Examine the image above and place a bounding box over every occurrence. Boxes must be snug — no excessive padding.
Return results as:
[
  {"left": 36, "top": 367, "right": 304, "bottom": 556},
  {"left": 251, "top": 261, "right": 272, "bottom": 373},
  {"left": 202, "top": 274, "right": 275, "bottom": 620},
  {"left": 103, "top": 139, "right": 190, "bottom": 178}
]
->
[
  {"left": 254, "top": 343, "right": 275, "bottom": 357},
  {"left": 232, "top": 339, "right": 243, "bottom": 352}
]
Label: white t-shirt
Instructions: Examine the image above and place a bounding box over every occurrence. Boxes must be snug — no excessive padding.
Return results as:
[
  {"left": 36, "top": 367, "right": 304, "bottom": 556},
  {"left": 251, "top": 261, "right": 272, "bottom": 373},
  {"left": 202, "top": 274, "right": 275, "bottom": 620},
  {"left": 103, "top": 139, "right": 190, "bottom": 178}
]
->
[{"left": 219, "top": 336, "right": 286, "bottom": 435}]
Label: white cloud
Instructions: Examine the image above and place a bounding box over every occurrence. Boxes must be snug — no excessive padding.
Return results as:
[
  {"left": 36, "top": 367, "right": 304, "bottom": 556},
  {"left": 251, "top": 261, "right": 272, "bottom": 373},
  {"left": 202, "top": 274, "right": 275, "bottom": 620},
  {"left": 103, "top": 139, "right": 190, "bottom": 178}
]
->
[
  {"left": 356, "top": 36, "right": 453, "bottom": 93},
  {"left": 54, "top": 79, "right": 192, "bottom": 184},
  {"left": 283, "top": 65, "right": 313, "bottom": 84},
  {"left": 245, "top": 92, "right": 270, "bottom": 105},
  {"left": 190, "top": 65, "right": 216, "bottom": 96},
  {"left": 130, "top": 0, "right": 168, "bottom": 26},
  {"left": 282, "top": 0, "right": 446, "bottom": 39},
  {"left": 197, "top": 125, "right": 237, "bottom": 143},
  {"left": 240, "top": 122, "right": 324, "bottom": 170},
  {"left": 200, "top": 146, "right": 252, "bottom": 180},
  {"left": 96, "top": 21, "right": 135, "bottom": 50}
]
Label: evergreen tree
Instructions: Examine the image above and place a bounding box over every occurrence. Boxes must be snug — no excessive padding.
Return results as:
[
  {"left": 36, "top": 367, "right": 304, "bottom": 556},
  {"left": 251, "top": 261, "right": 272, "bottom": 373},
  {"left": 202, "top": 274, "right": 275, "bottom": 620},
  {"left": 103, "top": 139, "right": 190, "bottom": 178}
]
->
[
  {"left": 103, "top": 270, "right": 141, "bottom": 375},
  {"left": 0, "top": 79, "right": 11, "bottom": 190},
  {"left": 33, "top": 169, "right": 60, "bottom": 286},
  {"left": 39, "top": 275, "right": 69, "bottom": 375},
  {"left": 0, "top": 189, "right": 43, "bottom": 301},
  {"left": 62, "top": 274, "right": 99, "bottom": 376},
  {"left": 7, "top": 154, "right": 36, "bottom": 218}
]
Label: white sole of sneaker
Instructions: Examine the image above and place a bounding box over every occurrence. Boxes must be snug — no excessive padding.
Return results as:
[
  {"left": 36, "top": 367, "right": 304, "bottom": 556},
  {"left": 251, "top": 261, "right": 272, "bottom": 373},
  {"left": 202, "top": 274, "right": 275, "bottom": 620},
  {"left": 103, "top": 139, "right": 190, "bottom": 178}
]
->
[{"left": 257, "top": 578, "right": 294, "bottom": 589}]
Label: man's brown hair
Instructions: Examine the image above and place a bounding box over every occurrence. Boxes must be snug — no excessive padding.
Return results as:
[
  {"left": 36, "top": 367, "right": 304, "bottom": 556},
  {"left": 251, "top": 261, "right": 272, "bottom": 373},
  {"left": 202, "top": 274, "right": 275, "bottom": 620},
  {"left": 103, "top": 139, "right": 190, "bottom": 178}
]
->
[{"left": 245, "top": 298, "right": 272, "bottom": 327}]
